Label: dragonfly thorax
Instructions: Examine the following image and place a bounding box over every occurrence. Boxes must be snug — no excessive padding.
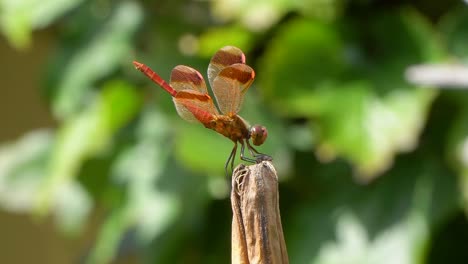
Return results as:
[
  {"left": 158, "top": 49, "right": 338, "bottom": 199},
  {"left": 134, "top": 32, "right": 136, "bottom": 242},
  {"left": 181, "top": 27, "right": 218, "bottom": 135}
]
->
[
  {"left": 207, "top": 115, "right": 268, "bottom": 146},
  {"left": 206, "top": 114, "right": 250, "bottom": 143}
]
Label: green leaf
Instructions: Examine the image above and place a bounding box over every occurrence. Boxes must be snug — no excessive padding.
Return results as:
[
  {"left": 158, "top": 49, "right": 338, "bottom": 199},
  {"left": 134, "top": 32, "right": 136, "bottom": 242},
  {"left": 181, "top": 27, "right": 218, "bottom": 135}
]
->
[
  {"left": 90, "top": 107, "right": 214, "bottom": 263},
  {"left": 175, "top": 119, "right": 233, "bottom": 174},
  {"left": 259, "top": 19, "right": 346, "bottom": 117},
  {"left": 36, "top": 80, "right": 142, "bottom": 215},
  {"left": 209, "top": 0, "right": 343, "bottom": 31},
  {"left": 313, "top": 211, "right": 427, "bottom": 264},
  {"left": 210, "top": 0, "right": 289, "bottom": 31},
  {"left": 314, "top": 81, "right": 436, "bottom": 178},
  {"left": 87, "top": 206, "right": 130, "bottom": 264},
  {"left": 0, "top": 0, "right": 84, "bottom": 49},
  {"left": 260, "top": 10, "right": 445, "bottom": 179},
  {"left": 439, "top": 8, "right": 468, "bottom": 62},
  {"left": 53, "top": 179, "right": 92, "bottom": 234},
  {"left": 198, "top": 25, "right": 255, "bottom": 58},
  {"left": 295, "top": 0, "right": 345, "bottom": 22},
  {"left": 0, "top": 130, "right": 91, "bottom": 234},
  {"left": 0, "top": 130, "right": 52, "bottom": 211},
  {"left": 446, "top": 102, "right": 468, "bottom": 212},
  {"left": 52, "top": 1, "right": 143, "bottom": 118},
  {"left": 112, "top": 107, "right": 178, "bottom": 241},
  {"left": 286, "top": 151, "right": 458, "bottom": 263}
]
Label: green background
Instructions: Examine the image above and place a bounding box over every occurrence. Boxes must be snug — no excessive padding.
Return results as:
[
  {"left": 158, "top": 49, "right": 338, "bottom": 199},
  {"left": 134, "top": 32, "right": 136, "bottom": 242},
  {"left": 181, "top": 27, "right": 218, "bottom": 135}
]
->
[{"left": 1, "top": 0, "right": 468, "bottom": 263}]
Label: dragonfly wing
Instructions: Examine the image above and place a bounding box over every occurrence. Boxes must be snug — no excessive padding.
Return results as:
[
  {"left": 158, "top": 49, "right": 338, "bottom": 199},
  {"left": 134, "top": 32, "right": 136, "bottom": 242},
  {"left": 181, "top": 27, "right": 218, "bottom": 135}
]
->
[
  {"left": 173, "top": 90, "right": 218, "bottom": 123},
  {"left": 208, "top": 46, "right": 246, "bottom": 89},
  {"left": 170, "top": 65, "right": 218, "bottom": 122},
  {"left": 211, "top": 63, "right": 255, "bottom": 115},
  {"left": 170, "top": 65, "right": 208, "bottom": 94}
]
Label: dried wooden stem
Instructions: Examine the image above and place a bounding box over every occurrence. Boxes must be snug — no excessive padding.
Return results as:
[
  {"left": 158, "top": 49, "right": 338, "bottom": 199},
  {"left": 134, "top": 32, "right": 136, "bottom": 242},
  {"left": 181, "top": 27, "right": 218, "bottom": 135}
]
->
[{"left": 231, "top": 161, "right": 289, "bottom": 264}]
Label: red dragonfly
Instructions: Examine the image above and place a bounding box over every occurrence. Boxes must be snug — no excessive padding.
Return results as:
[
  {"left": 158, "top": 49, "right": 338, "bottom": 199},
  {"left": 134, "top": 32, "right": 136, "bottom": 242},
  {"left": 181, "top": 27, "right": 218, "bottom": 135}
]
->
[{"left": 133, "top": 46, "right": 271, "bottom": 174}]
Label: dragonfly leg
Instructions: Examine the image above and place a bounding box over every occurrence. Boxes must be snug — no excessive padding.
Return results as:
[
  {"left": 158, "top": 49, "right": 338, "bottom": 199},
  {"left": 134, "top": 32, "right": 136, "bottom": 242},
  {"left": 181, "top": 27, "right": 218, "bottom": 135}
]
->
[
  {"left": 246, "top": 140, "right": 272, "bottom": 163},
  {"left": 225, "top": 143, "right": 238, "bottom": 177},
  {"left": 240, "top": 140, "right": 257, "bottom": 163}
]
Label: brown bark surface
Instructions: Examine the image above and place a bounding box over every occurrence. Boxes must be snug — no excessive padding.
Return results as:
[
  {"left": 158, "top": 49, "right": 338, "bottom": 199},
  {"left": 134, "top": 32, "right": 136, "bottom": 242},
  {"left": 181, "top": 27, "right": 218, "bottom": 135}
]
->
[{"left": 231, "top": 161, "right": 288, "bottom": 264}]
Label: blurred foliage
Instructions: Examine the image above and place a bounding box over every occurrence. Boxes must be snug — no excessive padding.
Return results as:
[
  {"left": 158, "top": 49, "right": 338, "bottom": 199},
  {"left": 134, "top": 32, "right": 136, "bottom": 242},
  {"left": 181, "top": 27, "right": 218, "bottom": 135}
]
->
[{"left": 1, "top": 0, "right": 468, "bottom": 263}]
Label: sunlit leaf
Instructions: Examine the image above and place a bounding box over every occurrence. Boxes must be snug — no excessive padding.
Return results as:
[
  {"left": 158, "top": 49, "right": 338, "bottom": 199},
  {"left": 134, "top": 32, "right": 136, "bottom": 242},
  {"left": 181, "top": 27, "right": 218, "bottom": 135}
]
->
[
  {"left": 36, "top": 80, "right": 142, "bottom": 215},
  {"left": 0, "top": 130, "right": 52, "bottom": 211},
  {"left": 210, "top": 0, "right": 342, "bottom": 31},
  {"left": 286, "top": 150, "right": 458, "bottom": 263},
  {"left": 53, "top": 1, "right": 143, "bottom": 118},
  {"left": 0, "top": 129, "right": 91, "bottom": 234},
  {"left": 113, "top": 107, "right": 177, "bottom": 241},
  {"left": 260, "top": 10, "right": 445, "bottom": 179},
  {"left": 53, "top": 180, "right": 92, "bottom": 234},
  {"left": 88, "top": 206, "right": 130, "bottom": 264},
  {"left": 211, "top": 0, "right": 286, "bottom": 31},
  {"left": 296, "top": 0, "right": 345, "bottom": 22},
  {"left": 90, "top": 107, "right": 206, "bottom": 263},
  {"left": 313, "top": 81, "right": 436, "bottom": 178},
  {"left": 198, "top": 26, "right": 254, "bottom": 58},
  {"left": 0, "top": 0, "right": 84, "bottom": 49},
  {"left": 259, "top": 19, "right": 345, "bottom": 117},
  {"left": 313, "top": 211, "right": 427, "bottom": 264}
]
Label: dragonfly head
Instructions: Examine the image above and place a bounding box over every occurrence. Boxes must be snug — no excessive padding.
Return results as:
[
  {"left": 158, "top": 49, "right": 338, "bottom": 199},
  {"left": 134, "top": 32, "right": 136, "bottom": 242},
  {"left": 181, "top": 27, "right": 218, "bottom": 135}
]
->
[{"left": 249, "top": 125, "right": 268, "bottom": 146}]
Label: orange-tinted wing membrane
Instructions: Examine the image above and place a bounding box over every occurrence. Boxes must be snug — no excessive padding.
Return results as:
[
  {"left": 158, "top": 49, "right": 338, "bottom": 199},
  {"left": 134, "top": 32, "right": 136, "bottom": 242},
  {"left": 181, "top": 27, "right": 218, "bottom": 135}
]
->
[
  {"left": 208, "top": 46, "right": 246, "bottom": 89},
  {"left": 211, "top": 63, "right": 255, "bottom": 115},
  {"left": 170, "top": 65, "right": 208, "bottom": 94},
  {"left": 173, "top": 90, "right": 217, "bottom": 124},
  {"left": 169, "top": 65, "right": 218, "bottom": 122}
]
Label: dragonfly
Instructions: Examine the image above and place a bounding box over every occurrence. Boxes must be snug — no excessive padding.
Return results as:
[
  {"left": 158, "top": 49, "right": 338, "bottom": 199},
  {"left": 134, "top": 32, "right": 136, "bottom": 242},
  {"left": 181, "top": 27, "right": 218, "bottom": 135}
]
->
[{"left": 133, "top": 46, "right": 271, "bottom": 175}]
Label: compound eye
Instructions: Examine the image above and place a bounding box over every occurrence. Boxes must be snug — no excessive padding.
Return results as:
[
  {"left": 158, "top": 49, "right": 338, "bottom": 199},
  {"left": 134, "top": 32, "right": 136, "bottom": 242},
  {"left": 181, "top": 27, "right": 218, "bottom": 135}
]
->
[{"left": 250, "top": 125, "right": 268, "bottom": 146}]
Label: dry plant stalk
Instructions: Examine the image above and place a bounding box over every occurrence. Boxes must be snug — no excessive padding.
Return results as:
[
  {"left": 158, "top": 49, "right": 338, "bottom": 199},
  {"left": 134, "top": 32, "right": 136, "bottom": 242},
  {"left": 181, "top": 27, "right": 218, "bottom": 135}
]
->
[{"left": 231, "top": 161, "right": 289, "bottom": 264}]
